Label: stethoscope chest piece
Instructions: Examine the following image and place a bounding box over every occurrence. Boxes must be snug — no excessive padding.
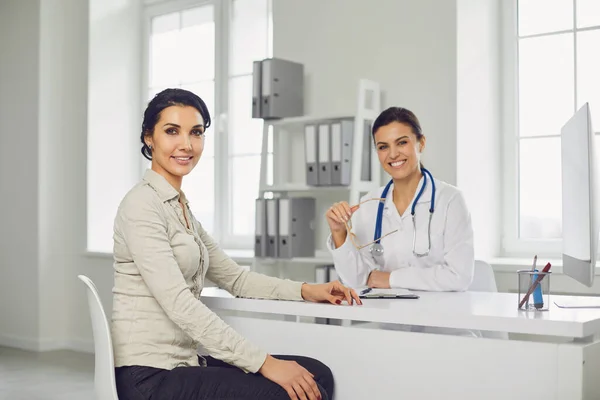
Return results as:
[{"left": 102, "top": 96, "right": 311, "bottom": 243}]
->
[{"left": 370, "top": 242, "right": 384, "bottom": 258}]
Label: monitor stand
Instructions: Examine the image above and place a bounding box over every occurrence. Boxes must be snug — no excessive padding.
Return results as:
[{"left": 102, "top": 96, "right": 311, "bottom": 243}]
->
[{"left": 554, "top": 298, "right": 600, "bottom": 308}]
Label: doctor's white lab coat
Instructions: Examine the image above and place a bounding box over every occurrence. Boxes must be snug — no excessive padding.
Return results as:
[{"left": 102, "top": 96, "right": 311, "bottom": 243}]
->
[{"left": 327, "top": 176, "right": 474, "bottom": 292}]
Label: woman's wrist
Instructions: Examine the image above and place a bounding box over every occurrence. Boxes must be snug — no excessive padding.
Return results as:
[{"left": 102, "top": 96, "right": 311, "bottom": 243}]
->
[
  {"left": 300, "top": 283, "right": 313, "bottom": 301},
  {"left": 331, "top": 230, "right": 347, "bottom": 248},
  {"left": 258, "top": 354, "right": 275, "bottom": 375}
]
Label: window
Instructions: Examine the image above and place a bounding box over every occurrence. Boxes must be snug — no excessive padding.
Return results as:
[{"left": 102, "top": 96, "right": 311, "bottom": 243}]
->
[
  {"left": 144, "top": 0, "right": 272, "bottom": 247},
  {"left": 503, "top": 0, "right": 600, "bottom": 256}
]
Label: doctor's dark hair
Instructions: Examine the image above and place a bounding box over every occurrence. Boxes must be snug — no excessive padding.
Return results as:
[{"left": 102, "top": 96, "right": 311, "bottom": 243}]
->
[
  {"left": 371, "top": 106, "right": 423, "bottom": 141},
  {"left": 140, "top": 88, "right": 212, "bottom": 161}
]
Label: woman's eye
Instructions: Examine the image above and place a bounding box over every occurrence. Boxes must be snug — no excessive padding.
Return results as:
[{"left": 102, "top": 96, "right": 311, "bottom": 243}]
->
[
  {"left": 166, "top": 128, "right": 177, "bottom": 135},
  {"left": 191, "top": 129, "right": 204, "bottom": 136},
  {"left": 378, "top": 145, "right": 387, "bottom": 150},
  {"left": 399, "top": 141, "right": 408, "bottom": 145}
]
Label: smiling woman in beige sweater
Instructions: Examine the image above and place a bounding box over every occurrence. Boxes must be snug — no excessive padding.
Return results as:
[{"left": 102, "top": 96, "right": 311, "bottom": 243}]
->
[{"left": 111, "top": 88, "right": 361, "bottom": 400}]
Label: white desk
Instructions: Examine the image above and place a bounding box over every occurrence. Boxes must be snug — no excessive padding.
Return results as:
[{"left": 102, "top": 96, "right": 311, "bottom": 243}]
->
[{"left": 202, "top": 288, "right": 600, "bottom": 400}]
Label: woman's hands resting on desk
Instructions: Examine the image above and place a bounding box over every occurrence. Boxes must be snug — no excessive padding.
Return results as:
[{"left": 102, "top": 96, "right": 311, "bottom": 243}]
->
[
  {"left": 301, "top": 280, "right": 362, "bottom": 306},
  {"left": 259, "top": 281, "right": 360, "bottom": 399}
]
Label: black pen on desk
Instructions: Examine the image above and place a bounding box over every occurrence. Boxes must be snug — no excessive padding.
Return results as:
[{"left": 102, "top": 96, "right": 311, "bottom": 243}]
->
[{"left": 360, "top": 288, "right": 372, "bottom": 295}]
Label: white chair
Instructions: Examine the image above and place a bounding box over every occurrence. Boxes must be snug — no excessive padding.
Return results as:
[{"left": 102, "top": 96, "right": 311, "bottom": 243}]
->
[
  {"left": 469, "top": 260, "right": 509, "bottom": 340},
  {"left": 78, "top": 275, "right": 119, "bottom": 400},
  {"left": 469, "top": 259, "right": 499, "bottom": 292}
]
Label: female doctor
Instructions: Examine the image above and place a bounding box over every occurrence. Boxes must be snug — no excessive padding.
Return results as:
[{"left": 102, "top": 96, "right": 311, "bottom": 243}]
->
[{"left": 326, "top": 106, "right": 475, "bottom": 292}]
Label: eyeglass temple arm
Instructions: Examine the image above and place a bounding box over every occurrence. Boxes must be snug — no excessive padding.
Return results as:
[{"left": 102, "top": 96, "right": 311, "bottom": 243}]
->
[
  {"left": 344, "top": 198, "right": 395, "bottom": 249},
  {"left": 351, "top": 197, "right": 386, "bottom": 209},
  {"left": 354, "top": 229, "right": 399, "bottom": 250}
]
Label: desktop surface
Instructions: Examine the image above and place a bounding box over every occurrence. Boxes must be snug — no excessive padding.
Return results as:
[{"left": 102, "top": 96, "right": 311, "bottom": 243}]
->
[{"left": 202, "top": 287, "right": 600, "bottom": 338}]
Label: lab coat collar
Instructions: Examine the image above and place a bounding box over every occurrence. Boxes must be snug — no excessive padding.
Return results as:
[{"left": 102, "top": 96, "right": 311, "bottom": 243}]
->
[{"left": 143, "top": 169, "right": 189, "bottom": 204}]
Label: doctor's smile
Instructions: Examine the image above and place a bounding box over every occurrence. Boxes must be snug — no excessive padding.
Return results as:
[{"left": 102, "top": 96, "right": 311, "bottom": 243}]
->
[{"left": 389, "top": 160, "right": 407, "bottom": 168}]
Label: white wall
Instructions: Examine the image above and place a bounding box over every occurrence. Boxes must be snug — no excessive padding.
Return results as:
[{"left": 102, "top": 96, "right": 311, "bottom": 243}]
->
[
  {"left": 37, "top": 0, "right": 90, "bottom": 350},
  {"left": 456, "top": 0, "right": 501, "bottom": 260},
  {"left": 273, "top": 0, "right": 459, "bottom": 185},
  {"left": 0, "top": 0, "right": 41, "bottom": 349}
]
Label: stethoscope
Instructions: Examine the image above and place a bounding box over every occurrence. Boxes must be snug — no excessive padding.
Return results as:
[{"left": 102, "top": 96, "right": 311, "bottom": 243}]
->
[{"left": 370, "top": 168, "right": 436, "bottom": 262}]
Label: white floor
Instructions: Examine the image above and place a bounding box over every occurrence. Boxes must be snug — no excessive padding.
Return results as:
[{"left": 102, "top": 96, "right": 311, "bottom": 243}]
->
[{"left": 0, "top": 346, "right": 94, "bottom": 400}]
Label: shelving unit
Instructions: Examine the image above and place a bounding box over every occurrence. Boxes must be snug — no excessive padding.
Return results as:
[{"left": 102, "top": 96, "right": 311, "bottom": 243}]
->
[
  {"left": 258, "top": 79, "right": 382, "bottom": 204},
  {"left": 252, "top": 79, "right": 382, "bottom": 271}
]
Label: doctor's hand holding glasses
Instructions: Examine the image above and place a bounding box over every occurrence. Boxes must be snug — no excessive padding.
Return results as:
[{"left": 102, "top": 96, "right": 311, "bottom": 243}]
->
[
  {"left": 326, "top": 198, "right": 399, "bottom": 289},
  {"left": 325, "top": 106, "right": 475, "bottom": 293}
]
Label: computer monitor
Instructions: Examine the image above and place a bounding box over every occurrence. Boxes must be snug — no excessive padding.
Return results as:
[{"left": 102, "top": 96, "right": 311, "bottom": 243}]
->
[{"left": 561, "top": 102, "right": 599, "bottom": 287}]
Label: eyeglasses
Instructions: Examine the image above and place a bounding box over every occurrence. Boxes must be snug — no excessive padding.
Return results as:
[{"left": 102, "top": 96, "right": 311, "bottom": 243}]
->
[{"left": 344, "top": 198, "right": 399, "bottom": 250}]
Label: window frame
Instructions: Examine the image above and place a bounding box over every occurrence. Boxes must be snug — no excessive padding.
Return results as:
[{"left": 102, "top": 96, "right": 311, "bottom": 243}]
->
[
  {"left": 141, "top": 0, "right": 271, "bottom": 249},
  {"left": 502, "top": 0, "right": 600, "bottom": 258}
]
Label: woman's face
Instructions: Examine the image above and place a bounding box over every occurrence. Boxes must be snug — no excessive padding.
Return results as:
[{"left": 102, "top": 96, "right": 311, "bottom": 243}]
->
[
  {"left": 374, "top": 122, "right": 425, "bottom": 181},
  {"left": 145, "top": 105, "right": 205, "bottom": 183}
]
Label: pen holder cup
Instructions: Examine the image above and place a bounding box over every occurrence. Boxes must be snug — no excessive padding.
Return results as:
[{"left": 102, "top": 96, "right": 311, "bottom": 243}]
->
[{"left": 517, "top": 269, "right": 551, "bottom": 311}]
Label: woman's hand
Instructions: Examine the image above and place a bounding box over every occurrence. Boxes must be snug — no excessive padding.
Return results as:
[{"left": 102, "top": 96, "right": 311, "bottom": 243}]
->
[
  {"left": 258, "top": 355, "right": 322, "bottom": 400},
  {"left": 325, "top": 201, "right": 358, "bottom": 233},
  {"left": 326, "top": 201, "right": 359, "bottom": 248},
  {"left": 301, "top": 281, "right": 362, "bottom": 306},
  {"left": 367, "top": 270, "right": 391, "bottom": 288}
]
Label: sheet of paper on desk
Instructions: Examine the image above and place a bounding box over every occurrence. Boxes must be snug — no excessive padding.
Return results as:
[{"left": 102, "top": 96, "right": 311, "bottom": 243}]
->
[
  {"left": 358, "top": 288, "right": 418, "bottom": 298},
  {"left": 554, "top": 298, "right": 600, "bottom": 308}
]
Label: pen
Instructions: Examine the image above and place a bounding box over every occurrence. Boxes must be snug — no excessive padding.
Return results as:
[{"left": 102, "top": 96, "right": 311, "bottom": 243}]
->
[
  {"left": 519, "top": 262, "right": 551, "bottom": 309},
  {"left": 360, "top": 288, "right": 372, "bottom": 295},
  {"left": 530, "top": 255, "right": 543, "bottom": 308}
]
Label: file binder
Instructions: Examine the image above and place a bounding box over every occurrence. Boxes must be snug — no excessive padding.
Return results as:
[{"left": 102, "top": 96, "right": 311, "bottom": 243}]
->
[
  {"left": 315, "top": 265, "right": 329, "bottom": 283},
  {"left": 331, "top": 119, "right": 354, "bottom": 186},
  {"left": 318, "top": 123, "right": 332, "bottom": 186},
  {"left": 266, "top": 198, "right": 279, "bottom": 257},
  {"left": 278, "top": 197, "right": 316, "bottom": 259},
  {"left": 252, "top": 61, "right": 262, "bottom": 118},
  {"left": 361, "top": 119, "right": 372, "bottom": 181},
  {"left": 329, "top": 265, "right": 339, "bottom": 283},
  {"left": 304, "top": 124, "right": 319, "bottom": 186},
  {"left": 254, "top": 198, "right": 267, "bottom": 257},
  {"left": 259, "top": 58, "right": 304, "bottom": 119}
]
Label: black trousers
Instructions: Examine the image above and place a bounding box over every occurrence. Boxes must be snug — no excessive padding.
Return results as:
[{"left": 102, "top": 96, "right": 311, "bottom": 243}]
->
[{"left": 115, "top": 355, "right": 334, "bottom": 400}]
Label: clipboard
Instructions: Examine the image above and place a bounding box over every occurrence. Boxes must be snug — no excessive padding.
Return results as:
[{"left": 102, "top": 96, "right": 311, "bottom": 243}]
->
[{"left": 358, "top": 288, "right": 419, "bottom": 299}]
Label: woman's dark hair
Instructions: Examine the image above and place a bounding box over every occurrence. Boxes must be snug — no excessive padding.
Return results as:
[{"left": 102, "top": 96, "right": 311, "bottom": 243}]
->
[
  {"left": 140, "top": 88, "right": 212, "bottom": 161},
  {"left": 372, "top": 106, "right": 422, "bottom": 140}
]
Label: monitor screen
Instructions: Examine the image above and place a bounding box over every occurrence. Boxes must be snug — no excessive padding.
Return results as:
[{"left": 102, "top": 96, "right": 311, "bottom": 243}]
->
[{"left": 561, "top": 103, "right": 599, "bottom": 287}]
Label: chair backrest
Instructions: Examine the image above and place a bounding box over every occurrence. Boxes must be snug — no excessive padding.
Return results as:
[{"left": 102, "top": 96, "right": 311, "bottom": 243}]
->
[
  {"left": 469, "top": 260, "right": 498, "bottom": 292},
  {"left": 78, "top": 275, "right": 119, "bottom": 400},
  {"left": 468, "top": 261, "right": 509, "bottom": 339}
]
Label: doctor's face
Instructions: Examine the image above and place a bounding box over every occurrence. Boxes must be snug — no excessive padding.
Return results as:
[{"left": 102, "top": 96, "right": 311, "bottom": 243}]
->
[
  {"left": 144, "top": 105, "right": 205, "bottom": 183},
  {"left": 374, "top": 122, "right": 425, "bottom": 181}
]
